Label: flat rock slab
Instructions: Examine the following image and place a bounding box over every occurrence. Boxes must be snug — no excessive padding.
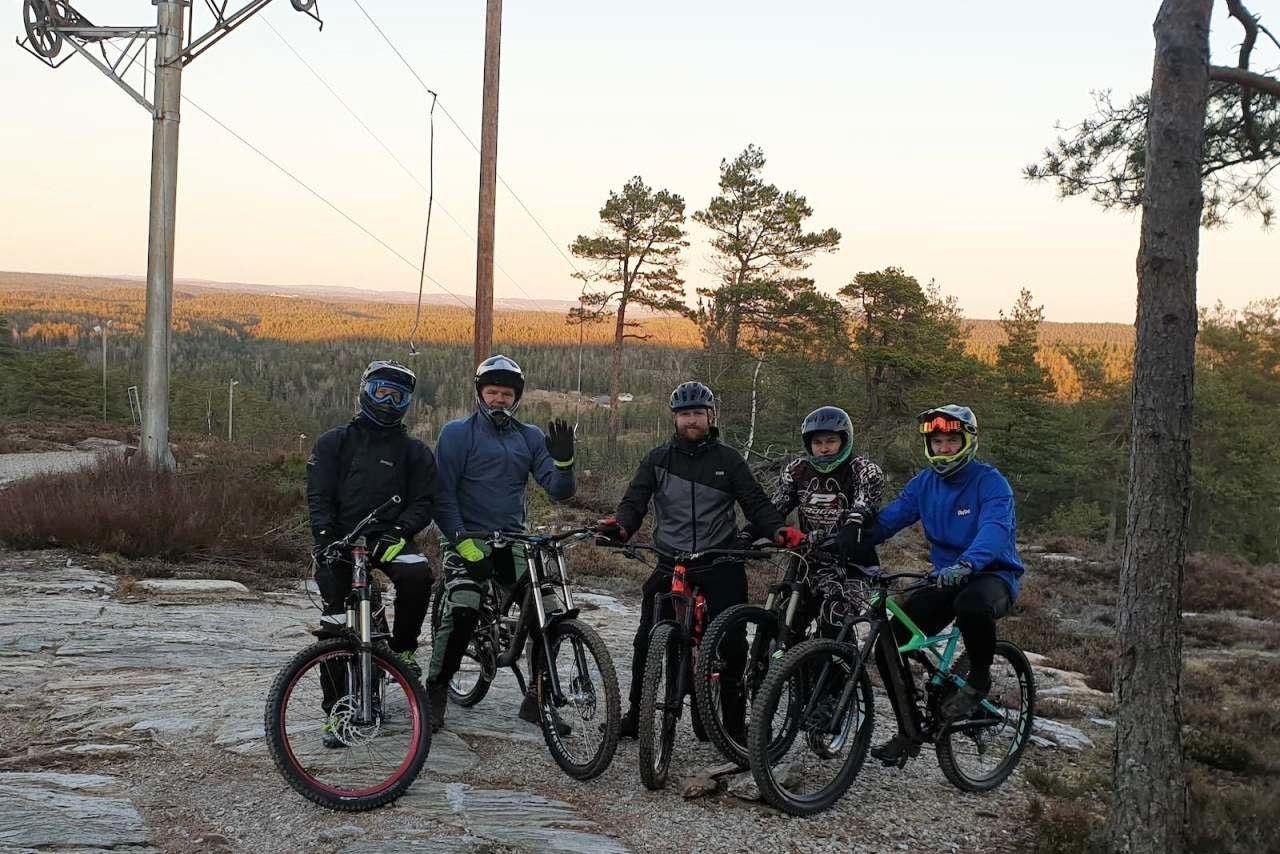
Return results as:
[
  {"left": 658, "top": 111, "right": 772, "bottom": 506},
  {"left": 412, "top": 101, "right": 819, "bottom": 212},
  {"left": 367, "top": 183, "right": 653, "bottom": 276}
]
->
[
  {"left": 0, "top": 451, "right": 99, "bottom": 486},
  {"left": 134, "top": 579, "right": 250, "bottom": 595},
  {"left": 393, "top": 782, "right": 630, "bottom": 854},
  {"left": 0, "top": 559, "right": 637, "bottom": 852},
  {"left": 1032, "top": 717, "right": 1093, "bottom": 751},
  {"left": 0, "top": 772, "right": 153, "bottom": 851}
]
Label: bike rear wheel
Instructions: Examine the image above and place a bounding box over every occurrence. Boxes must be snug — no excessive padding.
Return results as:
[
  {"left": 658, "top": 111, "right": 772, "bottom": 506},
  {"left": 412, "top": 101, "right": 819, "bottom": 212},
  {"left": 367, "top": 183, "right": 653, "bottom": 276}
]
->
[
  {"left": 265, "top": 637, "right": 431, "bottom": 811},
  {"left": 535, "top": 618, "right": 621, "bottom": 780},
  {"left": 935, "top": 640, "right": 1035, "bottom": 792},
  {"left": 694, "top": 604, "right": 799, "bottom": 767},
  {"left": 748, "top": 639, "right": 873, "bottom": 817},
  {"left": 638, "top": 624, "right": 683, "bottom": 790}
]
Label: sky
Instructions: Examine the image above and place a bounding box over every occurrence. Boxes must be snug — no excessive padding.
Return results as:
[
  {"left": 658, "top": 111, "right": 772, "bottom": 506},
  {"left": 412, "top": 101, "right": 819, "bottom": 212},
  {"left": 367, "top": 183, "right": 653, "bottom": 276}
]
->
[{"left": 1, "top": 0, "right": 1276, "bottom": 323}]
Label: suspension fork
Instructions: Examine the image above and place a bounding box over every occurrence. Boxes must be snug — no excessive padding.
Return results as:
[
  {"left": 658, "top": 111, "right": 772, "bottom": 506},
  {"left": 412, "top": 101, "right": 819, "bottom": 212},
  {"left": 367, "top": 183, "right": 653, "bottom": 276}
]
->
[
  {"left": 553, "top": 547, "right": 595, "bottom": 698},
  {"left": 350, "top": 545, "right": 376, "bottom": 724},
  {"left": 527, "top": 549, "right": 566, "bottom": 703}
]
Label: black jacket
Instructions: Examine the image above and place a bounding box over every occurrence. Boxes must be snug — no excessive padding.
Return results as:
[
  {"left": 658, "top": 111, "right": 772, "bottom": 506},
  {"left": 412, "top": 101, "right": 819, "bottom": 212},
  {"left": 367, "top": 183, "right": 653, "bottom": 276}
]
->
[
  {"left": 615, "top": 429, "right": 785, "bottom": 557},
  {"left": 306, "top": 415, "right": 439, "bottom": 550}
]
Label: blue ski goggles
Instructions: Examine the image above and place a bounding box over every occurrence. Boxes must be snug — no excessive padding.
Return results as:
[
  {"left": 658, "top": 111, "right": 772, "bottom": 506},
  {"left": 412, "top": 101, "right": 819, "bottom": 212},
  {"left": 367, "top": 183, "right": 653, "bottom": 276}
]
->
[{"left": 365, "top": 379, "right": 413, "bottom": 410}]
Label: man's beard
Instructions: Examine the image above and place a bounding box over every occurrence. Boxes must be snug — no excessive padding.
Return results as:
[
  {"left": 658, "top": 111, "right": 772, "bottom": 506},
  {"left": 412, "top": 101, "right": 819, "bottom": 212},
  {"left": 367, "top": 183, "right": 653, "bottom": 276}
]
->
[{"left": 678, "top": 424, "right": 708, "bottom": 442}]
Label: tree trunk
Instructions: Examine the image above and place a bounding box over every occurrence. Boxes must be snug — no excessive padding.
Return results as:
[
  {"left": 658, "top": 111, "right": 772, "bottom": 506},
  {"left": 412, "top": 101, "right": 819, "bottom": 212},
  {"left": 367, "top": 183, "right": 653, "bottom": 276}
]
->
[
  {"left": 744, "top": 354, "right": 764, "bottom": 456},
  {"left": 607, "top": 297, "right": 627, "bottom": 453},
  {"left": 1111, "top": 2, "right": 1210, "bottom": 852}
]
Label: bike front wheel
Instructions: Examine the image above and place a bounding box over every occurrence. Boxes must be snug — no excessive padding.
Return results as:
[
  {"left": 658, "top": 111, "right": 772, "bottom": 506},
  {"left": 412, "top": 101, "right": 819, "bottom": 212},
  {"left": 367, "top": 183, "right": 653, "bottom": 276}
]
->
[
  {"left": 748, "top": 638, "right": 873, "bottom": 817},
  {"left": 534, "top": 618, "right": 621, "bottom": 780},
  {"left": 638, "top": 623, "right": 684, "bottom": 790},
  {"left": 265, "top": 637, "right": 431, "bottom": 811},
  {"left": 935, "top": 640, "right": 1036, "bottom": 792}
]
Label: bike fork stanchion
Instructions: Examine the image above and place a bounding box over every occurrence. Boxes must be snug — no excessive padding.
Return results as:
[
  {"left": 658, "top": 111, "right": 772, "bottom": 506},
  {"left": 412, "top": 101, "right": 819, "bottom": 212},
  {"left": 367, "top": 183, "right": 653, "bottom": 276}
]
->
[
  {"left": 358, "top": 596, "right": 375, "bottom": 723},
  {"left": 528, "top": 550, "right": 566, "bottom": 702}
]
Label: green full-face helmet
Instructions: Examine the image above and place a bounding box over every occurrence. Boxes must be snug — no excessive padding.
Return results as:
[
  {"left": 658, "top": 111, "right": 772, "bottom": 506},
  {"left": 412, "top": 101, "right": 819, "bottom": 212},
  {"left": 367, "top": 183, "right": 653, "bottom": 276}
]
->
[{"left": 917, "top": 404, "right": 978, "bottom": 478}]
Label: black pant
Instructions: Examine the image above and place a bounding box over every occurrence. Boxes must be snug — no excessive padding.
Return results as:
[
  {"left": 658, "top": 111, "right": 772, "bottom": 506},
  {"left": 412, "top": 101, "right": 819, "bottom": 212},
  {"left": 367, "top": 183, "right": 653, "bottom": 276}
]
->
[
  {"left": 627, "top": 560, "right": 748, "bottom": 709},
  {"left": 875, "top": 573, "right": 1012, "bottom": 737},
  {"left": 316, "top": 556, "right": 433, "bottom": 654}
]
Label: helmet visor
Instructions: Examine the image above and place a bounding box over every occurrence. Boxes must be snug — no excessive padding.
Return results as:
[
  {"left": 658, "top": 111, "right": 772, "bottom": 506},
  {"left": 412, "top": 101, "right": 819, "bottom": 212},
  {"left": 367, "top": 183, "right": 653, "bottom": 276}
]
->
[
  {"left": 918, "top": 415, "right": 965, "bottom": 435},
  {"left": 366, "top": 379, "right": 412, "bottom": 410}
]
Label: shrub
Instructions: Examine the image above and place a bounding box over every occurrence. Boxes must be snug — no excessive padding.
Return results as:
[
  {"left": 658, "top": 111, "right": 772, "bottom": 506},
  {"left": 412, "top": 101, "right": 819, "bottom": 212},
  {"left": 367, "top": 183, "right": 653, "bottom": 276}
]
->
[
  {"left": 1027, "top": 797, "right": 1105, "bottom": 854},
  {"left": 1188, "top": 771, "right": 1280, "bottom": 854},
  {"left": 1041, "top": 498, "right": 1111, "bottom": 544},
  {"left": 1183, "top": 553, "right": 1280, "bottom": 620},
  {"left": 0, "top": 455, "right": 302, "bottom": 561}
]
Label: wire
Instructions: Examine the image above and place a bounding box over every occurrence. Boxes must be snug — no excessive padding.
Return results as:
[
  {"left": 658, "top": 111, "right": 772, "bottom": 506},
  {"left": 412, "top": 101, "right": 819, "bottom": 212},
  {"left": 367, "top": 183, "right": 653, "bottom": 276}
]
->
[
  {"left": 407, "top": 93, "right": 438, "bottom": 356},
  {"left": 105, "top": 38, "right": 472, "bottom": 310},
  {"left": 180, "top": 95, "right": 471, "bottom": 309},
  {"left": 260, "top": 16, "right": 551, "bottom": 313},
  {"left": 350, "top": 0, "right": 585, "bottom": 279}
]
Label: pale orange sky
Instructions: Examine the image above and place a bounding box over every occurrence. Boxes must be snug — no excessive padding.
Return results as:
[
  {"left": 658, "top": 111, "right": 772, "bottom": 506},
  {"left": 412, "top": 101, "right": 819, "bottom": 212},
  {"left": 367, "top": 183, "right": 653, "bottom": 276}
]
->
[{"left": 2, "top": 1, "right": 1276, "bottom": 322}]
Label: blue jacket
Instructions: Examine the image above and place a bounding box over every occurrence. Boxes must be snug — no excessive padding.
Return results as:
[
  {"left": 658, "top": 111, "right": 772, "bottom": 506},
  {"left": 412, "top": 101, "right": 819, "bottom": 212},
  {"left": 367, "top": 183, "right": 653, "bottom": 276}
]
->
[
  {"left": 869, "top": 460, "right": 1024, "bottom": 598},
  {"left": 433, "top": 411, "right": 575, "bottom": 542}
]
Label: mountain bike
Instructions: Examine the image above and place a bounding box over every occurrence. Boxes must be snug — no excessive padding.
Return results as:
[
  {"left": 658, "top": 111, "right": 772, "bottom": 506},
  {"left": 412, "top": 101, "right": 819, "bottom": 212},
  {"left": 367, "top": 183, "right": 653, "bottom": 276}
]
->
[
  {"left": 623, "top": 542, "right": 783, "bottom": 790},
  {"left": 748, "top": 570, "right": 1035, "bottom": 816},
  {"left": 265, "top": 495, "right": 432, "bottom": 811},
  {"left": 692, "top": 537, "right": 840, "bottom": 768},
  {"left": 429, "top": 527, "right": 621, "bottom": 780}
]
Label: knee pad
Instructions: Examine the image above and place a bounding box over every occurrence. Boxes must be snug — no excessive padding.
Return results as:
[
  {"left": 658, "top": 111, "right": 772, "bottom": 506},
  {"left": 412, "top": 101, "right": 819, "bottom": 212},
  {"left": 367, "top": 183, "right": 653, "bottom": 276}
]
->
[{"left": 444, "top": 576, "right": 484, "bottom": 612}]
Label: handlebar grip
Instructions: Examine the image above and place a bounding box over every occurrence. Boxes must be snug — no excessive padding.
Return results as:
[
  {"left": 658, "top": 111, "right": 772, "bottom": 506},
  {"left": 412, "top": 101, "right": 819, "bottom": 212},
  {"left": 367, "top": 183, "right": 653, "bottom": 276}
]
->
[
  {"left": 457, "top": 531, "right": 502, "bottom": 541},
  {"left": 374, "top": 495, "right": 402, "bottom": 515}
]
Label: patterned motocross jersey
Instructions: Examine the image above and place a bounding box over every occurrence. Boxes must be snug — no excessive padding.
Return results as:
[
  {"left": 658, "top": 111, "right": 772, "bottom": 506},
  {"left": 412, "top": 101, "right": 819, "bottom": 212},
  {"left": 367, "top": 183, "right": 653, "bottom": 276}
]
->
[{"left": 771, "top": 455, "right": 886, "bottom": 534}]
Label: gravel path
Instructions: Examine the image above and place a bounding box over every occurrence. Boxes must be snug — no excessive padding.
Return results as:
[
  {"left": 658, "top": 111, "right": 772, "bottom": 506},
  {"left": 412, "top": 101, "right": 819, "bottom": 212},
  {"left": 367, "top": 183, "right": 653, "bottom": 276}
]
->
[{"left": 0, "top": 550, "right": 1053, "bottom": 853}]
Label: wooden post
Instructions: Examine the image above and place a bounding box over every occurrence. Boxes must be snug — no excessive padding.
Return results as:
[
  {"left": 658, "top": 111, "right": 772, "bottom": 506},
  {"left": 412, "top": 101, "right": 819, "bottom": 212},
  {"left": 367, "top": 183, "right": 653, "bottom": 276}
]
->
[{"left": 473, "top": 0, "right": 502, "bottom": 366}]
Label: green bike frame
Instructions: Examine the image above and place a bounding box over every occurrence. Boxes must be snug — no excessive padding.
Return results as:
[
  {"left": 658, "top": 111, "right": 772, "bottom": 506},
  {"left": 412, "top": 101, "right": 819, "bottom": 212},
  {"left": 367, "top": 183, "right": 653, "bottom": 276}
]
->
[{"left": 883, "top": 595, "right": 1003, "bottom": 720}]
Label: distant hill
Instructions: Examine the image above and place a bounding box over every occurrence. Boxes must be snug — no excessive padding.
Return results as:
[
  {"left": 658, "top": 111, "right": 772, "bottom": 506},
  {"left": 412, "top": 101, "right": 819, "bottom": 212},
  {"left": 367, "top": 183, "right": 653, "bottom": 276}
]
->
[
  {"left": 0, "top": 270, "right": 1134, "bottom": 346},
  {"left": 5, "top": 270, "right": 584, "bottom": 312},
  {"left": 0, "top": 270, "right": 1137, "bottom": 398}
]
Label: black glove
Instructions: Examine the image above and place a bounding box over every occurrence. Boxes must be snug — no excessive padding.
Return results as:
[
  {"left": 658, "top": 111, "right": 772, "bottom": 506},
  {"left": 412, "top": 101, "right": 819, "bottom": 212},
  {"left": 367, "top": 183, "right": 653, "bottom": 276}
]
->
[
  {"left": 545, "top": 418, "right": 575, "bottom": 465},
  {"left": 835, "top": 523, "right": 864, "bottom": 555},
  {"left": 312, "top": 529, "right": 339, "bottom": 562}
]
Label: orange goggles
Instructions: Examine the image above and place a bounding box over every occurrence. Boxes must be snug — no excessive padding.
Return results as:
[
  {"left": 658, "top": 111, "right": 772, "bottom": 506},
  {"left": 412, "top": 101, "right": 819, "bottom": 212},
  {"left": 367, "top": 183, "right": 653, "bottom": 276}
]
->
[{"left": 918, "top": 416, "right": 965, "bottom": 435}]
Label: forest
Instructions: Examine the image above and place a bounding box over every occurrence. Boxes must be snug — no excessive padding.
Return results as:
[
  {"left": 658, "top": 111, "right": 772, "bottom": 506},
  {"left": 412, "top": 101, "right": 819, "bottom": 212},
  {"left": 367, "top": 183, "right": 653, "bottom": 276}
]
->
[{"left": 1, "top": 268, "right": 1275, "bottom": 564}]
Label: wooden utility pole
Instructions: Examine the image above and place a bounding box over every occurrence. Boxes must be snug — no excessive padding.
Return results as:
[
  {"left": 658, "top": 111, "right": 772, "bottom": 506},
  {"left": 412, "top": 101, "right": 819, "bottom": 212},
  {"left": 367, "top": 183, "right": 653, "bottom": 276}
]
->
[{"left": 473, "top": 0, "right": 502, "bottom": 367}]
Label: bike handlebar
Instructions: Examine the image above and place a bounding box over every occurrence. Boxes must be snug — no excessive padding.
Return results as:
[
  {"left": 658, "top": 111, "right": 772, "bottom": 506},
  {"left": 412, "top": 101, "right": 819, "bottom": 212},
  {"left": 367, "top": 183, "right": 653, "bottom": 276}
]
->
[
  {"left": 329, "top": 495, "right": 402, "bottom": 551},
  {"left": 609, "top": 540, "right": 790, "bottom": 567},
  {"left": 456, "top": 527, "right": 596, "bottom": 547}
]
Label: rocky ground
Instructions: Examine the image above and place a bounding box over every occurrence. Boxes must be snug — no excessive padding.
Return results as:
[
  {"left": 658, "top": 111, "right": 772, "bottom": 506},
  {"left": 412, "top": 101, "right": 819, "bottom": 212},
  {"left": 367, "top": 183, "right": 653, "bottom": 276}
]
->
[{"left": 0, "top": 546, "right": 1111, "bottom": 854}]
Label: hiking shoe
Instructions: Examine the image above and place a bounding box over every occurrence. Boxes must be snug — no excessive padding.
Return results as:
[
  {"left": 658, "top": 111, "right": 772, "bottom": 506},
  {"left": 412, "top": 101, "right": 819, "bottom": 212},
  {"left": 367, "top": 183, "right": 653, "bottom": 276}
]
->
[
  {"left": 941, "top": 680, "right": 989, "bottom": 720},
  {"left": 519, "top": 690, "right": 571, "bottom": 737},
  {"left": 322, "top": 716, "right": 347, "bottom": 749},
  {"left": 618, "top": 706, "right": 640, "bottom": 740},
  {"left": 397, "top": 650, "right": 423, "bottom": 682},
  {"left": 871, "top": 734, "right": 920, "bottom": 766},
  {"left": 427, "top": 681, "right": 448, "bottom": 733}
]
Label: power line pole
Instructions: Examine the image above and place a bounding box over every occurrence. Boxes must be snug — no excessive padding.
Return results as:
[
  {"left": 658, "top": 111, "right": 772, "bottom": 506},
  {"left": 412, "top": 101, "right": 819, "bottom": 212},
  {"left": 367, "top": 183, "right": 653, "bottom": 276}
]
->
[
  {"left": 92, "top": 320, "right": 112, "bottom": 421},
  {"left": 18, "top": 0, "right": 323, "bottom": 469},
  {"left": 473, "top": 0, "right": 502, "bottom": 367},
  {"left": 141, "top": 0, "right": 184, "bottom": 470},
  {"left": 228, "top": 379, "right": 239, "bottom": 442}
]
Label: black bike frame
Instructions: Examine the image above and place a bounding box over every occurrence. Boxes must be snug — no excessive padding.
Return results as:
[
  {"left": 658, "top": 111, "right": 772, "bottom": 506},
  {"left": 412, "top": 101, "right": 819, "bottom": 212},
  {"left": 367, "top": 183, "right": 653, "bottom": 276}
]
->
[
  {"left": 806, "top": 577, "right": 933, "bottom": 744},
  {"left": 325, "top": 494, "right": 403, "bottom": 727},
  {"left": 460, "top": 530, "right": 593, "bottom": 708}
]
